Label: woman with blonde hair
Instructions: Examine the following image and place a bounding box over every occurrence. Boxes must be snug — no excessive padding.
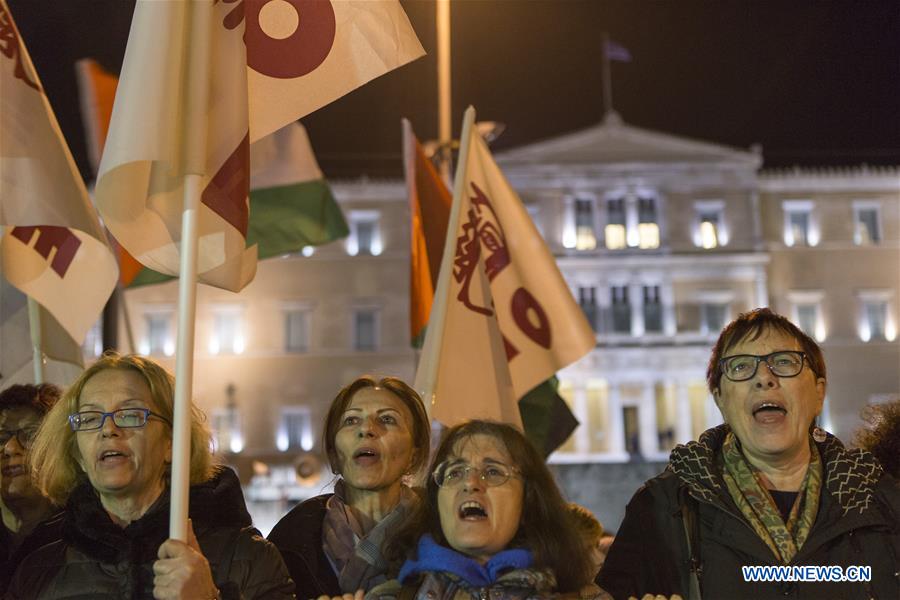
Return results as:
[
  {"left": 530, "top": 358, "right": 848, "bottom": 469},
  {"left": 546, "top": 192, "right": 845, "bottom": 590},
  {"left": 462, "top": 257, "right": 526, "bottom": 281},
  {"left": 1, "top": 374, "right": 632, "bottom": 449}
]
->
[{"left": 7, "top": 353, "right": 293, "bottom": 599}]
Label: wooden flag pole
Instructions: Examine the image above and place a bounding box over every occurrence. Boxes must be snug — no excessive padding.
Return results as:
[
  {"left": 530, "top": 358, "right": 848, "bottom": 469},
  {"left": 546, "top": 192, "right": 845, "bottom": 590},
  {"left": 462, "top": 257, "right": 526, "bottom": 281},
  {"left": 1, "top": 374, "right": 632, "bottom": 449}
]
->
[
  {"left": 26, "top": 297, "right": 44, "bottom": 384},
  {"left": 170, "top": 1, "right": 212, "bottom": 542},
  {"left": 413, "top": 105, "right": 476, "bottom": 417},
  {"left": 436, "top": 0, "right": 452, "bottom": 185}
]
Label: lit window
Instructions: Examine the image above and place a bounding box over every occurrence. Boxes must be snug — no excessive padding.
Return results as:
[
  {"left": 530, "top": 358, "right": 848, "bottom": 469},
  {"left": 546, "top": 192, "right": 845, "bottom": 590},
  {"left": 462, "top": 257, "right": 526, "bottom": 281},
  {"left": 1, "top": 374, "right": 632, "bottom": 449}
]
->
[
  {"left": 141, "top": 309, "right": 174, "bottom": 356},
  {"left": 783, "top": 201, "right": 817, "bottom": 247},
  {"left": 694, "top": 201, "right": 726, "bottom": 249},
  {"left": 353, "top": 308, "right": 379, "bottom": 351},
  {"left": 864, "top": 301, "right": 888, "bottom": 341},
  {"left": 605, "top": 198, "right": 626, "bottom": 250},
  {"left": 643, "top": 285, "right": 662, "bottom": 333},
  {"left": 276, "top": 406, "right": 313, "bottom": 452},
  {"left": 83, "top": 319, "right": 103, "bottom": 358},
  {"left": 574, "top": 197, "right": 596, "bottom": 250},
  {"left": 788, "top": 291, "right": 826, "bottom": 342},
  {"left": 701, "top": 303, "right": 728, "bottom": 335},
  {"left": 853, "top": 203, "right": 881, "bottom": 246},
  {"left": 284, "top": 309, "right": 310, "bottom": 353},
  {"left": 857, "top": 290, "right": 896, "bottom": 342},
  {"left": 347, "top": 211, "right": 382, "bottom": 256},
  {"left": 610, "top": 285, "right": 631, "bottom": 333},
  {"left": 212, "top": 406, "right": 243, "bottom": 454},
  {"left": 210, "top": 308, "right": 244, "bottom": 355},
  {"left": 637, "top": 197, "right": 659, "bottom": 249},
  {"left": 578, "top": 286, "right": 598, "bottom": 331}
]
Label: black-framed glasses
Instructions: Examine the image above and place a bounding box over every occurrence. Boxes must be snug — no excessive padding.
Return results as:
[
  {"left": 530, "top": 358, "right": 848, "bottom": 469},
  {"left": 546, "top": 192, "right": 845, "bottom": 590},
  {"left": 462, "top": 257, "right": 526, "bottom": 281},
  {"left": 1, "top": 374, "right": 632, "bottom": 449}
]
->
[
  {"left": 0, "top": 428, "right": 38, "bottom": 448},
  {"left": 432, "top": 460, "right": 520, "bottom": 488},
  {"left": 68, "top": 408, "right": 171, "bottom": 432},
  {"left": 719, "top": 350, "right": 807, "bottom": 382}
]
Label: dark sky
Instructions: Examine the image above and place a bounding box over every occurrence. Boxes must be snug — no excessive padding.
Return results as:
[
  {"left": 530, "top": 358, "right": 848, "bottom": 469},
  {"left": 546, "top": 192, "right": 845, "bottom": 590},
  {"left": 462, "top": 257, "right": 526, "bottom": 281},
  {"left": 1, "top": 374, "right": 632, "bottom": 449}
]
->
[{"left": 8, "top": 0, "right": 900, "bottom": 181}]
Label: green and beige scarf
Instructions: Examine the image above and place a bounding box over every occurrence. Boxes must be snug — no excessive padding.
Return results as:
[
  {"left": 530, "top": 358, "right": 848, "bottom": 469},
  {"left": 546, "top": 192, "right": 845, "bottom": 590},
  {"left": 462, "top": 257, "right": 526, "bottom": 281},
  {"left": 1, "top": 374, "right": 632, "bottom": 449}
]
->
[{"left": 721, "top": 432, "right": 823, "bottom": 563}]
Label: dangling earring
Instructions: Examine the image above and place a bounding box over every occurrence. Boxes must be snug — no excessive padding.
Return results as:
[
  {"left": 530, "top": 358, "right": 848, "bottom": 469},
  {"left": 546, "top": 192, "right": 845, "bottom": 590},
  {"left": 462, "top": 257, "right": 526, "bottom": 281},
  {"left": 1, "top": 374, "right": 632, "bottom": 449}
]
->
[{"left": 812, "top": 426, "right": 827, "bottom": 443}]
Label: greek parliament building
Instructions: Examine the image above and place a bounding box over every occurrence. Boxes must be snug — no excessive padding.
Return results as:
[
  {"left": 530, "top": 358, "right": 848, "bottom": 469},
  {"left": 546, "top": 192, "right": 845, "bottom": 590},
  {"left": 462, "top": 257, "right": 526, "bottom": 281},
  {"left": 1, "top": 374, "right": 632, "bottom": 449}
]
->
[{"left": 106, "top": 113, "right": 899, "bottom": 532}]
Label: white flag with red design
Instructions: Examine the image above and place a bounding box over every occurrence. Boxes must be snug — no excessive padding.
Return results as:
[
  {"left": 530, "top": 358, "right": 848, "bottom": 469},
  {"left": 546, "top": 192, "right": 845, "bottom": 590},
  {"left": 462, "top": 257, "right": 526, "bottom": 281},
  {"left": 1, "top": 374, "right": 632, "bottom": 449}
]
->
[
  {"left": 94, "top": 0, "right": 424, "bottom": 292},
  {"left": 416, "top": 107, "right": 596, "bottom": 428},
  {"left": 0, "top": 0, "right": 118, "bottom": 345}
]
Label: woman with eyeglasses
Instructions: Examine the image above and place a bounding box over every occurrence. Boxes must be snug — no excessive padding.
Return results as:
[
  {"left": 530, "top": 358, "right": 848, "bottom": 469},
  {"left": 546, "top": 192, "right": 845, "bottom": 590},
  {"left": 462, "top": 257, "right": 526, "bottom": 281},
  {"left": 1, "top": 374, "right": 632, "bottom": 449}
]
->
[
  {"left": 0, "top": 384, "right": 64, "bottom": 595},
  {"left": 6, "top": 353, "right": 294, "bottom": 599},
  {"left": 599, "top": 308, "right": 900, "bottom": 600},
  {"left": 368, "top": 420, "right": 611, "bottom": 600},
  {"left": 268, "top": 376, "right": 430, "bottom": 600}
]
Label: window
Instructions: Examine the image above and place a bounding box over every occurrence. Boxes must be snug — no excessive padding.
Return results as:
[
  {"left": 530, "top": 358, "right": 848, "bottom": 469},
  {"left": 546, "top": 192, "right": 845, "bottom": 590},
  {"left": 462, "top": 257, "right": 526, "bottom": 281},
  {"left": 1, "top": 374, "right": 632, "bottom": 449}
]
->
[
  {"left": 857, "top": 290, "right": 896, "bottom": 342},
  {"left": 637, "top": 197, "right": 659, "bottom": 249},
  {"left": 788, "top": 290, "right": 825, "bottom": 341},
  {"left": 701, "top": 303, "right": 728, "bottom": 334},
  {"left": 347, "top": 211, "right": 382, "bottom": 256},
  {"left": 141, "top": 309, "right": 173, "bottom": 356},
  {"left": 284, "top": 309, "right": 310, "bottom": 353},
  {"left": 694, "top": 201, "right": 725, "bottom": 249},
  {"left": 604, "top": 198, "right": 626, "bottom": 250},
  {"left": 796, "top": 304, "right": 817, "bottom": 336},
  {"left": 643, "top": 285, "right": 662, "bottom": 333},
  {"left": 783, "top": 201, "right": 816, "bottom": 247},
  {"left": 853, "top": 203, "right": 881, "bottom": 245},
  {"left": 354, "top": 308, "right": 379, "bottom": 351},
  {"left": 276, "top": 406, "right": 313, "bottom": 452},
  {"left": 578, "top": 286, "right": 598, "bottom": 331},
  {"left": 209, "top": 308, "right": 244, "bottom": 355},
  {"left": 83, "top": 320, "right": 103, "bottom": 358},
  {"left": 864, "top": 301, "right": 888, "bottom": 340},
  {"left": 211, "top": 406, "right": 243, "bottom": 454},
  {"left": 611, "top": 285, "right": 631, "bottom": 333},
  {"left": 574, "top": 197, "right": 596, "bottom": 250}
]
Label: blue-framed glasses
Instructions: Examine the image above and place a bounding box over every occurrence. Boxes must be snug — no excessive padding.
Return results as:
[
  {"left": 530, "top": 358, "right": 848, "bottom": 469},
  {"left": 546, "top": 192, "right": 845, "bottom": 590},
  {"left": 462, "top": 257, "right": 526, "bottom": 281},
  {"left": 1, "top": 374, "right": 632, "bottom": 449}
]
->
[{"left": 68, "top": 408, "right": 171, "bottom": 432}]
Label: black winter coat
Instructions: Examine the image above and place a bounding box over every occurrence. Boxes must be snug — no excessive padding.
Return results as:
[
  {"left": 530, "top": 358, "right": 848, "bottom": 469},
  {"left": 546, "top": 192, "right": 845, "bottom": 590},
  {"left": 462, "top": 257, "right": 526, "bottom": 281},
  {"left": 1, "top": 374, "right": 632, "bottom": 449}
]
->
[
  {"left": 0, "top": 510, "right": 63, "bottom": 595},
  {"left": 268, "top": 494, "right": 340, "bottom": 600},
  {"left": 5, "top": 466, "right": 295, "bottom": 599},
  {"left": 598, "top": 425, "right": 900, "bottom": 600}
]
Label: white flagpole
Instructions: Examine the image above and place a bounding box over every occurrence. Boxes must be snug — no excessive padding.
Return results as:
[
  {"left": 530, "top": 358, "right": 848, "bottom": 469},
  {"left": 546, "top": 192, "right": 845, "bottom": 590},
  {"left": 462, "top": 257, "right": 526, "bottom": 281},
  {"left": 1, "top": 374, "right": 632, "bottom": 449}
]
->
[
  {"left": 26, "top": 297, "right": 44, "bottom": 384},
  {"left": 414, "top": 106, "right": 476, "bottom": 416},
  {"left": 170, "top": 1, "right": 212, "bottom": 542}
]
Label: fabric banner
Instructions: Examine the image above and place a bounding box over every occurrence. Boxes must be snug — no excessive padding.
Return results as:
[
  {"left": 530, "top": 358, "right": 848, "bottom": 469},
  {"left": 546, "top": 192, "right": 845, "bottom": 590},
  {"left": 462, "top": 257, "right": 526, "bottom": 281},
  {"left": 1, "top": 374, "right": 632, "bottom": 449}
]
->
[
  {"left": 94, "top": 0, "right": 423, "bottom": 292},
  {"left": 0, "top": 0, "right": 118, "bottom": 345},
  {"left": 418, "top": 108, "right": 596, "bottom": 430}
]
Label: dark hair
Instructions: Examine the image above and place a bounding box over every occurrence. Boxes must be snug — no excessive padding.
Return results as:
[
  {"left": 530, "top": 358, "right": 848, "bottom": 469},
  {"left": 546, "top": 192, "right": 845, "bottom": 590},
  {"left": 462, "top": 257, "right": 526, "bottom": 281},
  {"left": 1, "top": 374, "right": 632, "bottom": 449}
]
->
[
  {"left": 0, "top": 383, "right": 61, "bottom": 415},
  {"left": 323, "top": 376, "right": 430, "bottom": 477},
  {"left": 389, "top": 420, "right": 594, "bottom": 593},
  {"left": 855, "top": 399, "right": 900, "bottom": 479},
  {"left": 706, "top": 307, "right": 826, "bottom": 395}
]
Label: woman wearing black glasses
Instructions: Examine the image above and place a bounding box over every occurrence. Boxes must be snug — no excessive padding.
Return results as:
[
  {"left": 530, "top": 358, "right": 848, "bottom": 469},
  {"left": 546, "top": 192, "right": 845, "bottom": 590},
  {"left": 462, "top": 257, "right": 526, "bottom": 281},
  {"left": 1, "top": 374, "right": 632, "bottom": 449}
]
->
[
  {"left": 6, "top": 353, "right": 294, "bottom": 599},
  {"left": 369, "top": 420, "right": 610, "bottom": 600}
]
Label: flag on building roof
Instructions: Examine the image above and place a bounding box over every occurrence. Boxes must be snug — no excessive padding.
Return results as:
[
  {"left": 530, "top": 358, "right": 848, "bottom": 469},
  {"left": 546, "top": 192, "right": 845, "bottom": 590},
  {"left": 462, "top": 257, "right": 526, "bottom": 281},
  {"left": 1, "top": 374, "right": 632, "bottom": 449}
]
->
[
  {"left": 416, "top": 107, "right": 595, "bottom": 453},
  {"left": 604, "top": 39, "right": 632, "bottom": 62},
  {"left": 403, "top": 119, "right": 452, "bottom": 347},
  {"left": 94, "top": 0, "right": 424, "bottom": 292},
  {"left": 0, "top": 0, "right": 118, "bottom": 345}
]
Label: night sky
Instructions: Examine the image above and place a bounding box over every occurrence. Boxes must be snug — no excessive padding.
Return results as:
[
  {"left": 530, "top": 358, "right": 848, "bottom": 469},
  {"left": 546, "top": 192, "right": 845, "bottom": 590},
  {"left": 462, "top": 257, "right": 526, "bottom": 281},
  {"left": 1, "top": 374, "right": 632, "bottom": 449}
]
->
[{"left": 8, "top": 0, "right": 900, "bottom": 181}]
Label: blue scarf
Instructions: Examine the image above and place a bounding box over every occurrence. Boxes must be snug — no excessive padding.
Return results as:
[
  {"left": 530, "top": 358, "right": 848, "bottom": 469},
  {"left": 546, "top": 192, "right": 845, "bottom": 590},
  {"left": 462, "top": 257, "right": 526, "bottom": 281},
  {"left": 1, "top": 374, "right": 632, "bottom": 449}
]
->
[{"left": 398, "top": 535, "right": 533, "bottom": 587}]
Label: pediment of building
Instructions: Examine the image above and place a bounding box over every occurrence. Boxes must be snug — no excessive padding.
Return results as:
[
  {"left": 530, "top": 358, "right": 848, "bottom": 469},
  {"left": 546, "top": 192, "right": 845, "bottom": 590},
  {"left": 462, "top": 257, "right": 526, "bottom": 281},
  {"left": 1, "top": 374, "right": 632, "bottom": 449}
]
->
[{"left": 496, "top": 112, "right": 761, "bottom": 170}]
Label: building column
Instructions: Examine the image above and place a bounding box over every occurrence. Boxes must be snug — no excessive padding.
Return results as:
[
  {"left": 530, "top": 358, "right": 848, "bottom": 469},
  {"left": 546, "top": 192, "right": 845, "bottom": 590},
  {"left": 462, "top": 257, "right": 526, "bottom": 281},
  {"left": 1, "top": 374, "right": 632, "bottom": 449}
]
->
[
  {"left": 661, "top": 283, "right": 677, "bottom": 336},
  {"left": 675, "top": 381, "right": 692, "bottom": 444},
  {"left": 573, "top": 382, "right": 590, "bottom": 454},
  {"left": 562, "top": 195, "right": 576, "bottom": 249},
  {"left": 638, "top": 382, "right": 658, "bottom": 459},
  {"left": 625, "top": 191, "right": 639, "bottom": 247},
  {"left": 630, "top": 281, "right": 645, "bottom": 336},
  {"left": 755, "top": 267, "right": 768, "bottom": 309},
  {"left": 607, "top": 382, "right": 626, "bottom": 459}
]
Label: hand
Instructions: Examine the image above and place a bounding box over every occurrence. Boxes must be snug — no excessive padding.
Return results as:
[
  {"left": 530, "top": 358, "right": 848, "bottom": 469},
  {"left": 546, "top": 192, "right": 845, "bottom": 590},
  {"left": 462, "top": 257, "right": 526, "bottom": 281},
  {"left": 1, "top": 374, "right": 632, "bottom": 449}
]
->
[
  {"left": 315, "top": 590, "right": 364, "bottom": 600},
  {"left": 627, "top": 595, "right": 684, "bottom": 600},
  {"left": 153, "top": 519, "right": 219, "bottom": 599}
]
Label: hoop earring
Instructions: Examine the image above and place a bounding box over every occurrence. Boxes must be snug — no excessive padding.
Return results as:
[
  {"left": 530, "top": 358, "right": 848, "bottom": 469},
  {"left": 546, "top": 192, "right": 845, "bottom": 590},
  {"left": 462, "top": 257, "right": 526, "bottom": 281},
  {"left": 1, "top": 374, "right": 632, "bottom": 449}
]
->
[{"left": 812, "top": 426, "right": 827, "bottom": 443}]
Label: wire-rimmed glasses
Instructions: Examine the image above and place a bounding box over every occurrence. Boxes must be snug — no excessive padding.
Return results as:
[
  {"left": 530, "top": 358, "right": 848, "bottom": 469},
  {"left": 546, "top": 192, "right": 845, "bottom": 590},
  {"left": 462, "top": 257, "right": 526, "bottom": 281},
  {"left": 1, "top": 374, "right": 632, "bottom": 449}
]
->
[{"left": 432, "top": 460, "right": 520, "bottom": 488}]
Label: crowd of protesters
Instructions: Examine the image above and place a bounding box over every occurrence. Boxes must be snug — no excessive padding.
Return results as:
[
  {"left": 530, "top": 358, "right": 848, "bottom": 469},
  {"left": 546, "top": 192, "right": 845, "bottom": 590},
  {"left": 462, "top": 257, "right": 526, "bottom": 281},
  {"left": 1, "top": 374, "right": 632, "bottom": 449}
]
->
[{"left": 0, "top": 308, "right": 898, "bottom": 599}]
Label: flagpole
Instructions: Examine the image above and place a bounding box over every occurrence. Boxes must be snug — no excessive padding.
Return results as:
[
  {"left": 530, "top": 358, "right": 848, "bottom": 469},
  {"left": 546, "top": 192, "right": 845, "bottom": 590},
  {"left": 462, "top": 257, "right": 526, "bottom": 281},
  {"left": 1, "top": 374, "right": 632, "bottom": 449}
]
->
[
  {"left": 170, "top": 1, "right": 212, "bottom": 543},
  {"left": 26, "top": 297, "right": 44, "bottom": 384},
  {"left": 414, "top": 105, "right": 476, "bottom": 414},
  {"left": 601, "top": 32, "right": 613, "bottom": 116},
  {"left": 436, "top": 0, "right": 452, "bottom": 184}
]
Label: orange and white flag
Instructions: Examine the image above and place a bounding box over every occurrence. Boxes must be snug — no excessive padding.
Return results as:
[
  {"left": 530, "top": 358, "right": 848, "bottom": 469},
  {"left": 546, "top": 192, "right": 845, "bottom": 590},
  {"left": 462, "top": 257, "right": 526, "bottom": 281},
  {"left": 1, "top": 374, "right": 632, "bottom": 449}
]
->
[
  {"left": 416, "top": 107, "right": 596, "bottom": 428},
  {"left": 95, "top": 0, "right": 424, "bottom": 292},
  {"left": 0, "top": 0, "right": 118, "bottom": 345}
]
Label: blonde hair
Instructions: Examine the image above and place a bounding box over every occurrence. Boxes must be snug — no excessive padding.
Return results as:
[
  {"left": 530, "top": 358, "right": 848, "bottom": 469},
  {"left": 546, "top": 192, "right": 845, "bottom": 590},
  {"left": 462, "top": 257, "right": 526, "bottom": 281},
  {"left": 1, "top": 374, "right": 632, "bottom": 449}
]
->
[
  {"left": 568, "top": 502, "right": 604, "bottom": 540},
  {"left": 30, "top": 352, "right": 215, "bottom": 505}
]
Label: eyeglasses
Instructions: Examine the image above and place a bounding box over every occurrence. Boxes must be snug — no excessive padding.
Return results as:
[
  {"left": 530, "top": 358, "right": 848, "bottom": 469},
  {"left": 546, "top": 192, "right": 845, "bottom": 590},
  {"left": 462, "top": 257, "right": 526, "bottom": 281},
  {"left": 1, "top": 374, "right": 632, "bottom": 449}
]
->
[
  {"left": 68, "top": 408, "right": 171, "bottom": 432},
  {"left": 719, "top": 350, "right": 808, "bottom": 382},
  {"left": 432, "top": 460, "right": 519, "bottom": 488},
  {"left": 0, "top": 428, "right": 38, "bottom": 448}
]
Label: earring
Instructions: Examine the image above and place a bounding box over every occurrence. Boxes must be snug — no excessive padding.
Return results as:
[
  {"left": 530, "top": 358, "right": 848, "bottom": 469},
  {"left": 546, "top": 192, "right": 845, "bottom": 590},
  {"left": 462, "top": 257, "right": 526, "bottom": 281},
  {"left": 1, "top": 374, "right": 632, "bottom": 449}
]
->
[{"left": 812, "top": 426, "right": 827, "bottom": 443}]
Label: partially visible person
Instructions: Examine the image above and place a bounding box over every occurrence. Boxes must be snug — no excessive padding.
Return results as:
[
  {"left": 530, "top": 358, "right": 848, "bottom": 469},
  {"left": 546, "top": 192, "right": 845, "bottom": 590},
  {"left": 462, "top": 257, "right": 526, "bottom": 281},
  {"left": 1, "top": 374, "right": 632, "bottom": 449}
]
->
[
  {"left": 596, "top": 534, "right": 614, "bottom": 573},
  {"left": 368, "top": 420, "right": 611, "bottom": 600},
  {"left": 599, "top": 308, "right": 900, "bottom": 600},
  {"left": 268, "top": 376, "right": 430, "bottom": 600},
  {"left": 0, "top": 384, "right": 64, "bottom": 595},
  {"left": 855, "top": 398, "right": 900, "bottom": 478},
  {"left": 6, "top": 353, "right": 294, "bottom": 599},
  {"left": 567, "top": 502, "right": 605, "bottom": 582}
]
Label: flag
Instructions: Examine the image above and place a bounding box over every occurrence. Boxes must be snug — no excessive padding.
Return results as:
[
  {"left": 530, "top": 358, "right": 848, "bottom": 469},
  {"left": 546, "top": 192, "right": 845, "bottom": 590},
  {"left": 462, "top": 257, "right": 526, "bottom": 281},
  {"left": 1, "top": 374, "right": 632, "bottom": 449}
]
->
[
  {"left": 94, "top": 0, "right": 424, "bottom": 292},
  {"left": 0, "top": 0, "right": 118, "bottom": 345},
  {"left": 416, "top": 107, "right": 596, "bottom": 444},
  {"left": 604, "top": 39, "right": 632, "bottom": 62},
  {"left": 403, "top": 119, "right": 452, "bottom": 347}
]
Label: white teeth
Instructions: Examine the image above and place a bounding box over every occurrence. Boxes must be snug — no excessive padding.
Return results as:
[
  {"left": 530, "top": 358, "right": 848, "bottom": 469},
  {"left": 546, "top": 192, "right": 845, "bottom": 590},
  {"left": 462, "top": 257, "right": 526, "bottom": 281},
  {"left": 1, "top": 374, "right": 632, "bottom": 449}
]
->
[{"left": 461, "top": 500, "right": 483, "bottom": 510}]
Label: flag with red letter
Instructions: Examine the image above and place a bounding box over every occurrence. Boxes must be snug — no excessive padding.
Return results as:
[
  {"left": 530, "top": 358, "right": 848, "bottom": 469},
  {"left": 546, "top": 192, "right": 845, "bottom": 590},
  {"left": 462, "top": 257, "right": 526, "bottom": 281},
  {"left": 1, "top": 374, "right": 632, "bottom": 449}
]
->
[
  {"left": 416, "top": 107, "right": 595, "bottom": 429},
  {"left": 0, "top": 0, "right": 118, "bottom": 345},
  {"left": 94, "top": 0, "right": 424, "bottom": 292}
]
